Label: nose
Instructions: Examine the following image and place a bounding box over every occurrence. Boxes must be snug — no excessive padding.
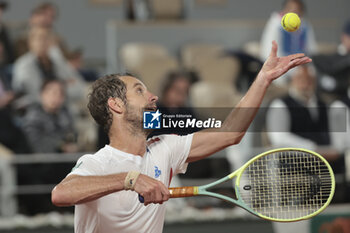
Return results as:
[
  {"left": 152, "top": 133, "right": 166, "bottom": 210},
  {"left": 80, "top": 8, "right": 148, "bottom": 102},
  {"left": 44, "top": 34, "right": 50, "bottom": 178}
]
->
[{"left": 149, "top": 92, "right": 158, "bottom": 103}]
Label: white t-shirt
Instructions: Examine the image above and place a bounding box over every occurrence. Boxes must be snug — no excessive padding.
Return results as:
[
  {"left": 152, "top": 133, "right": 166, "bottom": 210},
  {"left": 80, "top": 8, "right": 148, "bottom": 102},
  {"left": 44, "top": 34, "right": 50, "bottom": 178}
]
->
[
  {"left": 68, "top": 134, "right": 193, "bottom": 233},
  {"left": 329, "top": 100, "right": 350, "bottom": 152},
  {"left": 266, "top": 98, "right": 318, "bottom": 150}
]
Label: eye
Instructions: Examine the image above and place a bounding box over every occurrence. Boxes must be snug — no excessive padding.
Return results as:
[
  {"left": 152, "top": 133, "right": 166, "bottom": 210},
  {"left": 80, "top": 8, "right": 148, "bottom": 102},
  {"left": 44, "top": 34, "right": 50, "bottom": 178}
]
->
[{"left": 136, "top": 87, "right": 144, "bottom": 94}]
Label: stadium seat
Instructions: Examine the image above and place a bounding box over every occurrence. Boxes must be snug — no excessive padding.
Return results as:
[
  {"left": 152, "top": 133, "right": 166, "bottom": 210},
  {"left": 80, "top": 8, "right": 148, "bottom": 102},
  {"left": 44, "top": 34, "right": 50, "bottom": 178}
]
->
[
  {"left": 131, "top": 56, "right": 179, "bottom": 96},
  {"left": 243, "top": 41, "right": 261, "bottom": 58},
  {"left": 119, "top": 42, "right": 179, "bottom": 95},
  {"left": 181, "top": 43, "right": 224, "bottom": 69},
  {"left": 181, "top": 43, "right": 240, "bottom": 90},
  {"left": 119, "top": 42, "right": 170, "bottom": 71},
  {"left": 189, "top": 81, "right": 242, "bottom": 120},
  {"left": 148, "top": 0, "right": 184, "bottom": 20}
]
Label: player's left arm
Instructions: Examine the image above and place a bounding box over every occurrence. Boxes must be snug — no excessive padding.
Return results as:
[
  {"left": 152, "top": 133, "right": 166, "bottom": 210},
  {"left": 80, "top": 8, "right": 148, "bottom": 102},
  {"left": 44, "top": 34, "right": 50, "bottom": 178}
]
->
[{"left": 187, "top": 41, "right": 312, "bottom": 162}]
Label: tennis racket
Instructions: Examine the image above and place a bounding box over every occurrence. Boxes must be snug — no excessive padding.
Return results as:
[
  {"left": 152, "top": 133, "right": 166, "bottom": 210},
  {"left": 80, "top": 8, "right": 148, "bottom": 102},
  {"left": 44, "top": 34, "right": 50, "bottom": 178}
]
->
[{"left": 139, "top": 148, "right": 335, "bottom": 222}]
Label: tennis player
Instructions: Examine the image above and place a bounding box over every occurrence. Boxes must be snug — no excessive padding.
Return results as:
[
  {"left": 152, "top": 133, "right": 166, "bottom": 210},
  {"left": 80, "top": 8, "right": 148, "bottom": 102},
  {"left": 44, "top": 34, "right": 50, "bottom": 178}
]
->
[{"left": 51, "top": 41, "right": 311, "bottom": 233}]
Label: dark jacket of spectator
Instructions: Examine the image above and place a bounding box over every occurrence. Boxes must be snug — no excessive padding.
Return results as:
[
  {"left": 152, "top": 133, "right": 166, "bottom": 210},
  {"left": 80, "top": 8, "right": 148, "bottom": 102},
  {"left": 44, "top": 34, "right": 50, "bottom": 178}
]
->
[{"left": 22, "top": 103, "right": 75, "bottom": 153}]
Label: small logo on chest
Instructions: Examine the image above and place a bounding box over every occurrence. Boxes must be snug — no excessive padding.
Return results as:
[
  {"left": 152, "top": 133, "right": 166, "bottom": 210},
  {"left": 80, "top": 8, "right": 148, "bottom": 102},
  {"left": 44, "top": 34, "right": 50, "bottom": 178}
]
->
[{"left": 154, "top": 166, "right": 161, "bottom": 178}]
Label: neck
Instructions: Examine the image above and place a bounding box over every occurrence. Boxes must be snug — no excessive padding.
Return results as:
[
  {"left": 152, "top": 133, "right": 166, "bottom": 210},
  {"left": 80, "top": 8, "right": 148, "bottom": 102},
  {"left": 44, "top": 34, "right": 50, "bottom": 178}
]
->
[{"left": 108, "top": 122, "right": 148, "bottom": 156}]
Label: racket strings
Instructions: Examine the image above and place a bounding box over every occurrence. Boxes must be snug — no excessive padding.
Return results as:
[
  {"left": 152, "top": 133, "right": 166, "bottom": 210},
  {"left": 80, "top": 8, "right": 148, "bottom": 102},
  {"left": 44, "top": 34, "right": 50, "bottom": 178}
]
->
[{"left": 239, "top": 150, "right": 333, "bottom": 220}]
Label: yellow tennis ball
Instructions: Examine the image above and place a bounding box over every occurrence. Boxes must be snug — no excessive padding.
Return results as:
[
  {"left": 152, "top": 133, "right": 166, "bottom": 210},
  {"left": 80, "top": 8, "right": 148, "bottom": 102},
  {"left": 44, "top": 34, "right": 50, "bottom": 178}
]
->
[{"left": 281, "top": 13, "right": 301, "bottom": 32}]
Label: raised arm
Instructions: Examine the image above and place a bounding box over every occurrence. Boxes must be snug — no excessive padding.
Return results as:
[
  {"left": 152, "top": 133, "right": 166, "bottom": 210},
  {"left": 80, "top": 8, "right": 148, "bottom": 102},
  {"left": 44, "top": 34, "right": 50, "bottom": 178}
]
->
[
  {"left": 187, "top": 41, "right": 312, "bottom": 162},
  {"left": 51, "top": 173, "right": 170, "bottom": 206}
]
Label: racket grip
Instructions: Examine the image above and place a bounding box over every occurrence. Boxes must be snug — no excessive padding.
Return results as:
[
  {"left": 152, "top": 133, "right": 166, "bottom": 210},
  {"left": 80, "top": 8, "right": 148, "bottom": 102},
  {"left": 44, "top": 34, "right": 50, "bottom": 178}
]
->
[
  {"left": 138, "top": 186, "right": 197, "bottom": 203},
  {"left": 169, "top": 186, "right": 197, "bottom": 198}
]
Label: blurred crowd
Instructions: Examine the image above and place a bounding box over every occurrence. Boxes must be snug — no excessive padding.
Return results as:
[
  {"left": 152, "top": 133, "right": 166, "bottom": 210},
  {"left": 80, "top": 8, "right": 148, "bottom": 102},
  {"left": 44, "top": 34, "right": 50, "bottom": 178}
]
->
[
  {"left": 0, "top": 0, "right": 349, "bottom": 216},
  {"left": 0, "top": 2, "right": 99, "bottom": 157},
  {"left": 0, "top": 1, "right": 100, "bottom": 215}
]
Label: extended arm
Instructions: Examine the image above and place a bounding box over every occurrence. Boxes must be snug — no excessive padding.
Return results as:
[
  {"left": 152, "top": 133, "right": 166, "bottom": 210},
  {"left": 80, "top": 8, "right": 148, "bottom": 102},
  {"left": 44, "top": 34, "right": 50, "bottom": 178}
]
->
[
  {"left": 52, "top": 173, "right": 170, "bottom": 206},
  {"left": 187, "top": 41, "right": 312, "bottom": 162}
]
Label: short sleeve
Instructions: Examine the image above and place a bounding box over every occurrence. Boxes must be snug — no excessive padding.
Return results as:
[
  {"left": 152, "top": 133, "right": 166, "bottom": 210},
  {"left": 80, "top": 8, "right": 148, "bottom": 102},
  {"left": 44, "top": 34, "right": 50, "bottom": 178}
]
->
[
  {"left": 161, "top": 134, "right": 193, "bottom": 175},
  {"left": 68, "top": 154, "right": 104, "bottom": 177}
]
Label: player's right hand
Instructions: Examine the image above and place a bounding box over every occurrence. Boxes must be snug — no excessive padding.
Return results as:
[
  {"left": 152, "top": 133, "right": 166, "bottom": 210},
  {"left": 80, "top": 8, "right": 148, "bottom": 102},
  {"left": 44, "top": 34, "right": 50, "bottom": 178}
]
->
[{"left": 134, "top": 174, "right": 170, "bottom": 206}]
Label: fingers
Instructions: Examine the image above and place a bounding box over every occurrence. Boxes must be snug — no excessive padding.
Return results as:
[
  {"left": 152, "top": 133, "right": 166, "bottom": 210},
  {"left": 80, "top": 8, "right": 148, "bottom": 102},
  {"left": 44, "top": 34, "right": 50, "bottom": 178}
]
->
[
  {"left": 290, "top": 55, "right": 305, "bottom": 61},
  {"left": 134, "top": 174, "right": 170, "bottom": 206},
  {"left": 289, "top": 56, "right": 312, "bottom": 67},
  {"left": 154, "top": 184, "right": 163, "bottom": 204},
  {"left": 269, "top": 40, "right": 278, "bottom": 58},
  {"left": 143, "top": 181, "right": 169, "bottom": 205},
  {"left": 274, "top": 56, "right": 312, "bottom": 78},
  {"left": 287, "top": 53, "right": 306, "bottom": 61},
  {"left": 159, "top": 182, "right": 170, "bottom": 203},
  {"left": 278, "top": 56, "right": 311, "bottom": 75}
]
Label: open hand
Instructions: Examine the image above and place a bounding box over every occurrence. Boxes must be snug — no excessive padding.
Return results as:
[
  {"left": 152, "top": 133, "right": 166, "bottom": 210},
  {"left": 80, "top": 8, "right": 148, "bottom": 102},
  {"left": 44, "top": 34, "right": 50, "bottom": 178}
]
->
[{"left": 259, "top": 41, "right": 312, "bottom": 84}]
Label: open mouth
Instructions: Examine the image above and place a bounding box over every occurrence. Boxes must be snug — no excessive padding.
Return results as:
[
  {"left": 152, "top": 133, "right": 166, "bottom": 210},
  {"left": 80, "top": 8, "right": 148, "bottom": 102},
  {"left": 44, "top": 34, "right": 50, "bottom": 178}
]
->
[{"left": 145, "top": 106, "right": 157, "bottom": 111}]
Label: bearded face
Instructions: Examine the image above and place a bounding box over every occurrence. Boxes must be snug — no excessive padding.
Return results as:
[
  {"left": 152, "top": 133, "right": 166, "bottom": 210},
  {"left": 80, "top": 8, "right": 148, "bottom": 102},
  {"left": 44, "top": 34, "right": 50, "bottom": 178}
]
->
[
  {"left": 124, "top": 101, "right": 143, "bottom": 128},
  {"left": 124, "top": 100, "right": 157, "bottom": 135},
  {"left": 117, "top": 75, "right": 159, "bottom": 136}
]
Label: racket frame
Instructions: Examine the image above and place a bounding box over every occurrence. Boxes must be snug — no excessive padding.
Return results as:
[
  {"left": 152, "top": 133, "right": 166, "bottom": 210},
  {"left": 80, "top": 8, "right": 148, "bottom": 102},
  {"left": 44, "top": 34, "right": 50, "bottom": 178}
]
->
[{"left": 191, "top": 148, "right": 336, "bottom": 222}]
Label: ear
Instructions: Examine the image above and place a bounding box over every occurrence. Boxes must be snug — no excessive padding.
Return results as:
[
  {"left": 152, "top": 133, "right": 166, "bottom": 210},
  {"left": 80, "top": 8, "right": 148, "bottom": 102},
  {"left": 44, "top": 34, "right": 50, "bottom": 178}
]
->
[{"left": 107, "top": 97, "right": 124, "bottom": 114}]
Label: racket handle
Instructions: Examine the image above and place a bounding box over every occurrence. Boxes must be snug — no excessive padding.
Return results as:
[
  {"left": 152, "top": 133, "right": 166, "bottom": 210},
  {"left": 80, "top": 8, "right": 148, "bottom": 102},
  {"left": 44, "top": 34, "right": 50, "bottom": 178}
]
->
[
  {"left": 138, "top": 186, "right": 197, "bottom": 203},
  {"left": 139, "top": 194, "right": 144, "bottom": 203},
  {"left": 169, "top": 186, "right": 197, "bottom": 198}
]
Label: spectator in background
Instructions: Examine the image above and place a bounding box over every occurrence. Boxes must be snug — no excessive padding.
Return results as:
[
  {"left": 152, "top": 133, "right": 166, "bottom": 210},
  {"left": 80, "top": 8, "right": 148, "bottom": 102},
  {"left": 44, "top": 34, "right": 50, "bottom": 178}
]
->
[
  {"left": 0, "top": 1, "right": 15, "bottom": 67},
  {"left": 266, "top": 65, "right": 340, "bottom": 164},
  {"left": 0, "top": 75, "right": 31, "bottom": 154},
  {"left": 125, "top": 0, "right": 151, "bottom": 21},
  {"left": 266, "top": 65, "right": 329, "bottom": 148},
  {"left": 328, "top": 86, "right": 350, "bottom": 204},
  {"left": 67, "top": 48, "right": 99, "bottom": 82},
  {"left": 12, "top": 26, "right": 85, "bottom": 108},
  {"left": 17, "top": 79, "right": 77, "bottom": 216},
  {"left": 0, "top": 0, "right": 29, "bottom": 152},
  {"left": 159, "top": 70, "right": 198, "bottom": 108},
  {"left": 150, "top": 70, "right": 199, "bottom": 136},
  {"left": 326, "top": 22, "right": 350, "bottom": 152},
  {"left": 260, "top": 0, "right": 317, "bottom": 86},
  {"left": 15, "top": 2, "right": 69, "bottom": 58},
  {"left": 329, "top": 88, "right": 350, "bottom": 154},
  {"left": 15, "top": 5, "right": 45, "bottom": 57},
  {"left": 313, "top": 20, "right": 350, "bottom": 99},
  {"left": 21, "top": 79, "right": 78, "bottom": 153}
]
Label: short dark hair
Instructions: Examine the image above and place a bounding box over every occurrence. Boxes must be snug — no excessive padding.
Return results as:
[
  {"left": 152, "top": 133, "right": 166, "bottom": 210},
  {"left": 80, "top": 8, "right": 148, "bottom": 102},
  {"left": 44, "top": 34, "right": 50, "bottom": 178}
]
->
[
  {"left": 282, "top": 0, "right": 305, "bottom": 13},
  {"left": 32, "top": 2, "right": 58, "bottom": 17},
  {"left": 0, "top": 1, "right": 8, "bottom": 10},
  {"left": 343, "top": 20, "right": 350, "bottom": 36},
  {"left": 160, "top": 70, "right": 199, "bottom": 98},
  {"left": 87, "top": 73, "right": 129, "bottom": 133},
  {"left": 40, "top": 79, "right": 64, "bottom": 92}
]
